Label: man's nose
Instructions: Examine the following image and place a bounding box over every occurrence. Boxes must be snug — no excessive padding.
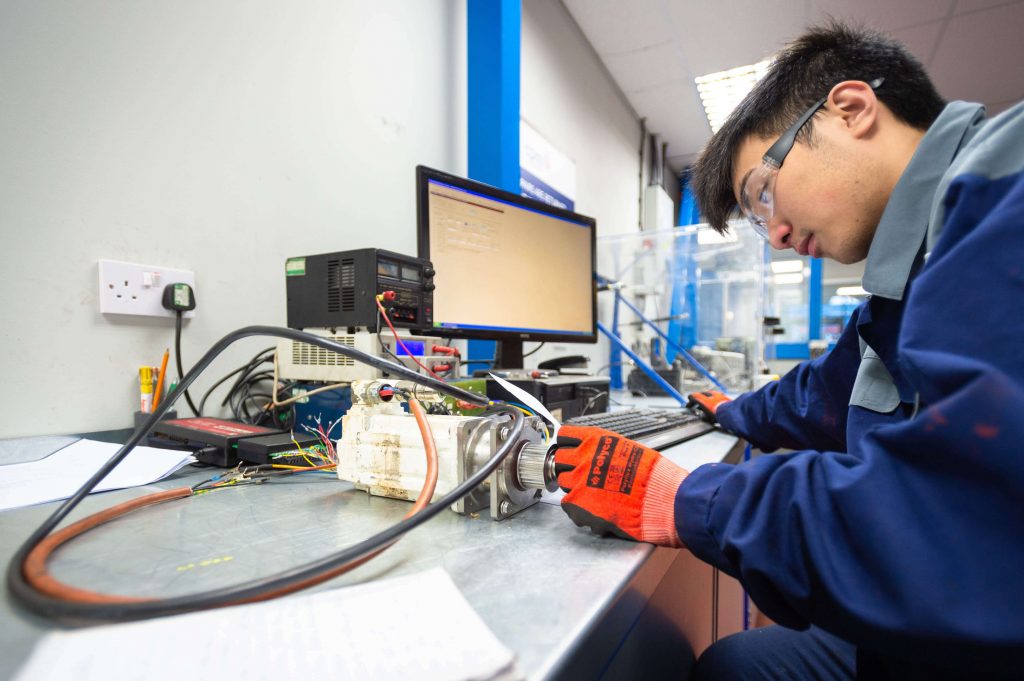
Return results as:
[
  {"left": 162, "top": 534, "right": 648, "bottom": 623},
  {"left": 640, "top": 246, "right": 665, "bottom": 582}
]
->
[{"left": 769, "top": 221, "right": 793, "bottom": 250}]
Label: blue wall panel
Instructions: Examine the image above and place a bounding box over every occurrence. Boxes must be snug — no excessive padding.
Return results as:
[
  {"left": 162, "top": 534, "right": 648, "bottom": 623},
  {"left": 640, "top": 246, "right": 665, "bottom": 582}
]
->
[{"left": 466, "top": 0, "right": 521, "bottom": 369}]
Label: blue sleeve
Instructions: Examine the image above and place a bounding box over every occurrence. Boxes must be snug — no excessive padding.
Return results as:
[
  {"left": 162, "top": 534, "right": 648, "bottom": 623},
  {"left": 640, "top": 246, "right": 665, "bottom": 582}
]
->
[
  {"left": 715, "top": 304, "right": 864, "bottom": 453},
  {"left": 675, "top": 170, "right": 1024, "bottom": 670}
]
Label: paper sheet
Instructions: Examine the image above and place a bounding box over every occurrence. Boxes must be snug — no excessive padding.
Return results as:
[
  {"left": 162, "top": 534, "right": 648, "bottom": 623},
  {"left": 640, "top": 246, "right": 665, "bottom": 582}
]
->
[
  {"left": 0, "top": 439, "right": 195, "bottom": 512},
  {"left": 14, "top": 567, "right": 521, "bottom": 681},
  {"left": 489, "top": 373, "right": 561, "bottom": 439}
]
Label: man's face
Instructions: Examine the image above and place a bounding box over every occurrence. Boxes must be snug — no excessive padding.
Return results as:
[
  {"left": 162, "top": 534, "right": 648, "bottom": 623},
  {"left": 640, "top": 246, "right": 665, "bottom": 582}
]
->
[{"left": 731, "top": 124, "right": 884, "bottom": 264}]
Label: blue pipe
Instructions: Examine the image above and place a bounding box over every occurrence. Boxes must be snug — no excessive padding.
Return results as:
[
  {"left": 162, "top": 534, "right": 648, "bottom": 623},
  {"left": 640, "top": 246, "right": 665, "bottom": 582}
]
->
[
  {"left": 610, "top": 291, "right": 623, "bottom": 389},
  {"left": 613, "top": 293, "right": 729, "bottom": 393},
  {"left": 598, "top": 322, "right": 689, "bottom": 406}
]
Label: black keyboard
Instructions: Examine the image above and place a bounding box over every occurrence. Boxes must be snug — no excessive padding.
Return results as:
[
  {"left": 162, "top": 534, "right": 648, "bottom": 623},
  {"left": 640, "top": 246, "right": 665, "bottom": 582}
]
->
[{"left": 563, "top": 408, "right": 713, "bottom": 450}]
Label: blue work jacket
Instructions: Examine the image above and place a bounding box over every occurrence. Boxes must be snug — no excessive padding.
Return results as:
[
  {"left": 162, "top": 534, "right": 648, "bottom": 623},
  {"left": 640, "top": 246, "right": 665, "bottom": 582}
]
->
[{"left": 675, "top": 101, "right": 1024, "bottom": 678}]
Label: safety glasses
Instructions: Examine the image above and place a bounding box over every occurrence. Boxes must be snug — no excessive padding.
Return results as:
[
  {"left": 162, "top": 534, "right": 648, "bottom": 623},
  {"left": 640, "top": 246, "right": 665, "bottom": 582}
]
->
[{"left": 739, "top": 78, "right": 884, "bottom": 239}]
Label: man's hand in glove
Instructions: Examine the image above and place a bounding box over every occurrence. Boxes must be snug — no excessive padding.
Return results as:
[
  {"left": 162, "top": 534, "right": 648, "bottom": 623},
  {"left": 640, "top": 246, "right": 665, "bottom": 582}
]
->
[
  {"left": 554, "top": 425, "right": 688, "bottom": 547},
  {"left": 687, "top": 390, "right": 731, "bottom": 424}
]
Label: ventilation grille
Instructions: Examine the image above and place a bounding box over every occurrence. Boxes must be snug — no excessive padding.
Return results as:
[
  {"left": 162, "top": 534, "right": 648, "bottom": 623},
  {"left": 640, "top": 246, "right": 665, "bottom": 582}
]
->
[
  {"left": 291, "top": 336, "right": 356, "bottom": 366},
  {"left": 326, "top": 258, "right": 356, "bottom": 313}
]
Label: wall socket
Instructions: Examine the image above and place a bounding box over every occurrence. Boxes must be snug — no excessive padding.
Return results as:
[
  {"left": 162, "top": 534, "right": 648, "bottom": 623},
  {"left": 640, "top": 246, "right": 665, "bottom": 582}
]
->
[{"left": 98, "top": 259, "right": 197, "bottom": 318}]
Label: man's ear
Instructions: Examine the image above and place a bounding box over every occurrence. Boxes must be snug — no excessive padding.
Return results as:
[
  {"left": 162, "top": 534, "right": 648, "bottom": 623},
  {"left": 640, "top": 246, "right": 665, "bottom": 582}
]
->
[{"left": 826, "top": 80, "right": 879, "bottom": 139}]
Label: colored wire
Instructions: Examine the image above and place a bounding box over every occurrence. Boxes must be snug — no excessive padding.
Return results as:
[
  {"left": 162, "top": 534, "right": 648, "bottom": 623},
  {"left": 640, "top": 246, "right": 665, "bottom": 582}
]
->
[
  {"left": 503, "top": 401, "right": 551, "bottom": 442},
  {"left": 8, "top": 325, "right": 516, "bottom": 621},
  {"left": 374, "top": 297, "right": 443, "bottom": 380}
]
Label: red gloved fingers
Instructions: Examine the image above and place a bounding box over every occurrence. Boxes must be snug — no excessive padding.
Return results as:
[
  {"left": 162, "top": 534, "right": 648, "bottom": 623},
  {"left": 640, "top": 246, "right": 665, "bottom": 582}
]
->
[
  {"left": 687, "top": 390, "right": 731, "bottom": 422},
  {"left": 553, "top": 425, "right": 614, "bottom": 488},
  {"left": 561, "top": 501, "right": 636, "bottom": 540},
  {"left": 552, "top": 425, "right": 688, "bottom": 546}
]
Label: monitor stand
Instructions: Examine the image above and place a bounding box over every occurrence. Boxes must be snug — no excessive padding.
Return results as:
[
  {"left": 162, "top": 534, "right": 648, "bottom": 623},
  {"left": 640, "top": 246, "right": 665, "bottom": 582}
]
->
[{"left": 495, "top": 340, "right": 524, "bottom": 370}]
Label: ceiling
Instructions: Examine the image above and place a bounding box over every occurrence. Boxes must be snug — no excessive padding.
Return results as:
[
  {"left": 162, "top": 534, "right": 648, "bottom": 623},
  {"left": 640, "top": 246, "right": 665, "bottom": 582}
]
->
[{"left": 563, "top": 0, "right": 1024, "bottom": 171}]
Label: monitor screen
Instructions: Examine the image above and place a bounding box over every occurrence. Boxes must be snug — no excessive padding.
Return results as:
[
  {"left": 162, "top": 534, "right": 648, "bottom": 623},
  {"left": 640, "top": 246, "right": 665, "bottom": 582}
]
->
[{"left": 416, "top": 166, "right": 597, "bottom": 346}]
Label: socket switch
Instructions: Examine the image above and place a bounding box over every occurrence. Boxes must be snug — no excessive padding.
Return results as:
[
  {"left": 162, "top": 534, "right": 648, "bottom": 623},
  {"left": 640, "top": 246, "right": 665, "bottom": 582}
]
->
[{"left": 98, "top": 259, "right": 197, "bottom": 318}]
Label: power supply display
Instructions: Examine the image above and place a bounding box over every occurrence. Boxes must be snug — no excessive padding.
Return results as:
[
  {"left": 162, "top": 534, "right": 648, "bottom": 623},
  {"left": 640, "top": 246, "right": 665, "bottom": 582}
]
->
[{"left": 285, "top": 249, "right": 435, "bottom": 331}]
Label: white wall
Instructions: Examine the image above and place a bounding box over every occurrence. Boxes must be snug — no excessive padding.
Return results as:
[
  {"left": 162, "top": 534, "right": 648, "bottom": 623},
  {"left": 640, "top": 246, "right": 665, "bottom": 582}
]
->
[
  {"left": 1, "top": 1, "right": 467, "bottom": 437},
  {"left": 521, "top": 0, "right": 640, "bottom": 238},
  {"left": 520, "top": 0, "right": 642, "bottom": 372}
]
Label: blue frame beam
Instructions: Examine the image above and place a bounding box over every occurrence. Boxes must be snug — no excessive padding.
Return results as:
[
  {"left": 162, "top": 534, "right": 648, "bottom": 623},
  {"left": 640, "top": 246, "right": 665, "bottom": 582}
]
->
[
  {"left": 466, "top": 0, "right": 521, "bottom": 369},
  {"left": 467, "top": 0, "right": 520, "bottom": 192},
  {"left": 809, "top": 257, "right": 823, "bottom": 341}
]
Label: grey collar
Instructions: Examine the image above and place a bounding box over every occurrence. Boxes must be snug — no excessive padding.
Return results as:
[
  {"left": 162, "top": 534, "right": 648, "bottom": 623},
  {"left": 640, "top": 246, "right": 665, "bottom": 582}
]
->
[{"left": 861, "top": 102, "right": 986, "bottom": 300}]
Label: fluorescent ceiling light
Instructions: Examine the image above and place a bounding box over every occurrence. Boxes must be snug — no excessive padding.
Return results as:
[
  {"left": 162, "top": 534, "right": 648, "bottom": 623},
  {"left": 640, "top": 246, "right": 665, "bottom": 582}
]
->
[
  {"left": 770, "top": 260, "right": 804, "bottom": 274},
  {"left": 836, "top": 285, "right": 869, "bottom": 296},
  {"left": 695, "top": 59, "right": 772, "bottom": 133},
  {"left": 773, "top": 272, "right": 804, "bottom": 286}
]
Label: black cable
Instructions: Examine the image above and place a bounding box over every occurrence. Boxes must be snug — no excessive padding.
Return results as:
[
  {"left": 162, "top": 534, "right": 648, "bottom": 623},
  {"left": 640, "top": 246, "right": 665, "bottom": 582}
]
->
[
  {"left": 7, "top": 325, "right": 504, "bottom": 622},
  {"left": 581, "top": 391, "right": 608, "bottom": 415},
  {"left": 376, "top": 309, "right": 406, "bottom": 369},
  {"left": 197, "top": 347, "right": 275, "bottom": 416},
  {"left": 522, "top": 342, "right": 546, "bottom": 358},
  {"left": 219, "top": 360, "right": 274, "bottom": 407},
  {"left": 174, "top": 311, "right": 200, "bottom": 416}
]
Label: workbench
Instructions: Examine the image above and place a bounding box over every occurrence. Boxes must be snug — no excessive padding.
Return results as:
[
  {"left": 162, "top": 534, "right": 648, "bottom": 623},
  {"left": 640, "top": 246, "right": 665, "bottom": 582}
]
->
[{"left": 0, "top": 408, "right": 745, "bottom": 680}]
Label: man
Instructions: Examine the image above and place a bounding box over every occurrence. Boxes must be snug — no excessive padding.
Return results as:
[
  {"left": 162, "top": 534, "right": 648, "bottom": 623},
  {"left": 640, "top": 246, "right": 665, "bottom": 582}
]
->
[{"left": 553, "top": 22, "right": 1024, "bottom": 680}]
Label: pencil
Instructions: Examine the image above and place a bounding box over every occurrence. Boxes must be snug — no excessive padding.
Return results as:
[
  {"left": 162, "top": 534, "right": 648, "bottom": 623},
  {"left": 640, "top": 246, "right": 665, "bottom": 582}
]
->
[{"left": 153, "top": 348, "right": 170, "bottom": 410}]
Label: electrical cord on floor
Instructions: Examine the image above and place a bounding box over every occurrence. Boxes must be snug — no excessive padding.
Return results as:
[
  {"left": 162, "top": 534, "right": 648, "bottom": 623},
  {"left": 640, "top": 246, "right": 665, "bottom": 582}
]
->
[
  {"left": 174, "top": 310, "right": 200, "bottom": 416},
  {"left": 6, "top": 325, "right": 518, "bottom": 622}
]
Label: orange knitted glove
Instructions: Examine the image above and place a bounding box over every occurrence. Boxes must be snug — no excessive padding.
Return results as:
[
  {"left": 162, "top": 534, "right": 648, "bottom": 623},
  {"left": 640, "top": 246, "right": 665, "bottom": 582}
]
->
[
  {"left": 686, "top": 390, "right": 731, "bottom": 424},
  {"left": 553, "top": 425, "right": 688, "bottom": 547}
]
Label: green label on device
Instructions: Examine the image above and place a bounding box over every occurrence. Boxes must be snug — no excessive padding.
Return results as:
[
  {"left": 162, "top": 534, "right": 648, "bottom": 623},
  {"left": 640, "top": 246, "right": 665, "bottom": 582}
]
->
[{"left": 285, "top": 258, "right": 306, "bottom": 276}]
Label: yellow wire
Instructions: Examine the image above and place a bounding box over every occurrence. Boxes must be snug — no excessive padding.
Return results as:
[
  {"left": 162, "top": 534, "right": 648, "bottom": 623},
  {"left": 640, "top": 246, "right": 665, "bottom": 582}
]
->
[{"left": 505, "top": 404, "right": 551, "bottom": 443}]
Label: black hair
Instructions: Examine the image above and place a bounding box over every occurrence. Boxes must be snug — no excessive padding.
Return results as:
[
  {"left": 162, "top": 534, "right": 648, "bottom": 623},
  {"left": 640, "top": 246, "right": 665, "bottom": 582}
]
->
[{"left": 692, "top": 21, "right": 946, "bottom": 233}]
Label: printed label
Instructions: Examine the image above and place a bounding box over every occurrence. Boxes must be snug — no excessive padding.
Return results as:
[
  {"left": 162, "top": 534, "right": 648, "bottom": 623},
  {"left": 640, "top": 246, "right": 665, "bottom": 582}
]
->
[
  {"left": 619, "top": 445, "right": 643, "bottom": 495},
  {"left": 587, "top": 435, "right": 619, "bottom": 489},
  {"left": 285, "top": 257, "right": 306, "bottom": 276},
  {"left": 586, "top": 435, "right": 642, "bottom": 494}
]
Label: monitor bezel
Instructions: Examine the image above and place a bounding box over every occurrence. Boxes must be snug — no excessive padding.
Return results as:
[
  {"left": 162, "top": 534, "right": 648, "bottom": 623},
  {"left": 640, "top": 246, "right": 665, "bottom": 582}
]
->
[{"left": 415, "top": 164, "right": 598, "bottom": 345}]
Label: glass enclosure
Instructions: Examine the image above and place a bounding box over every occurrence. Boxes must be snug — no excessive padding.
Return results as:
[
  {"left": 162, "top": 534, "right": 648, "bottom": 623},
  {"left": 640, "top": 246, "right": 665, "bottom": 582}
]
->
[
  {"left": 598, "top": 222, "right": 770, "bottom": 394},
  {"left": 769, "top": 253, "right": 811, "bottom": 345}
]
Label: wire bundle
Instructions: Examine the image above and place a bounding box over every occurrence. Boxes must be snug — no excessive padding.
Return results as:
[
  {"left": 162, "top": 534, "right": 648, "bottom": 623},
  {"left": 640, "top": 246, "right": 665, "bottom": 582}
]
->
[{"left": 195, "top": 347, "right": 296, "bottom": 428}]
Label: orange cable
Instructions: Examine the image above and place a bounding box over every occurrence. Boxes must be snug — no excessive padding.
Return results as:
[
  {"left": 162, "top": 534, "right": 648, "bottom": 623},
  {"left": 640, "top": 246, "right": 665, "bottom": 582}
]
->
[
  {"left": 21, "top": 398, "right": 440, "bottom": 608},
  {"left": 23, "top": 487, "right": 193, "bottom": 602}
]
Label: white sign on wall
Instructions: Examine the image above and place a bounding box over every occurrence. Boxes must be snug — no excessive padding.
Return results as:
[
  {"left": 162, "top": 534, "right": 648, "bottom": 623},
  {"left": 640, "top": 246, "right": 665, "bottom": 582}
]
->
[{"left": 519, "top": 120, "right": 576, "bottom": 211}]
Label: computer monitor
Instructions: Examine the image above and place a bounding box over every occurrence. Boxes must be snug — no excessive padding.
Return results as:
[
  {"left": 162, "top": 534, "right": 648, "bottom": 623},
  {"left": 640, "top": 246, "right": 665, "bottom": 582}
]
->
[{"left": 416, "top": 165, "right": 597, "bottom": 368}]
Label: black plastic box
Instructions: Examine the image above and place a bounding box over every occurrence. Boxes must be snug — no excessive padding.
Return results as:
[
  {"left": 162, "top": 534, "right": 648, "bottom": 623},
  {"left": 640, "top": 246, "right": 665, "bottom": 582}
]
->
[{"left": 285, "top": 248, "right": 434, "bottom": 332}]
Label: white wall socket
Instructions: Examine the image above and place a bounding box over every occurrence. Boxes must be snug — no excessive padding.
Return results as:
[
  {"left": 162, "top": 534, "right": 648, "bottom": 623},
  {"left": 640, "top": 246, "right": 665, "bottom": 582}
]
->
[{"left": 98, "top": 259, "right": 197, "bottom": 318}]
